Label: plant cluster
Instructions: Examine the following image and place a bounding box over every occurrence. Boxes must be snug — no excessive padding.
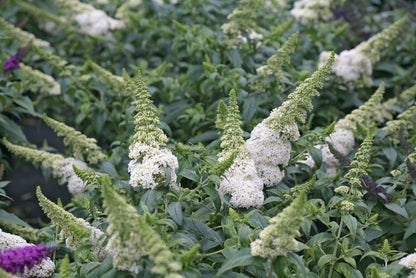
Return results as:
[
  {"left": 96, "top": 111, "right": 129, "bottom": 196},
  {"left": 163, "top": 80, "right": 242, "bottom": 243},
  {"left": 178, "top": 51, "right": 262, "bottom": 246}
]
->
[{"left": 1, "top": 0, "right": 416, "bottom": 277}]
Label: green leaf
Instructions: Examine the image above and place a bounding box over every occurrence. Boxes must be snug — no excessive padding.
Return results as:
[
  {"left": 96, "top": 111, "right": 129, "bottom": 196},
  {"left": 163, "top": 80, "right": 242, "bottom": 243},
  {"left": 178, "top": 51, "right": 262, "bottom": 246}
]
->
[
  {"left": 307, "top": 232, "right": 335, "bottom": 246},
  {"left": 288, "top": 252, "right": 309, "bottom": 275},
  {"left": 179, "top": 169, "right": 200, "bottom": 182},
  {"left": 216, "top": 248, "right": 257, "bottom": 277},
  {"left": 404, "top": 219, "right": 416, "bottom": 240},
  {"left": 247, "top": 212, "right": 268, "bottom": 229},
  {"left": 0, "top": 210, "right": 30, "bottom": 227},
  {"left": 182, "top": 217, "right": 223, "bottom": 251},
  {"left": 317, "top": 254, "right": 335, "bottom": 269},
  {"left": 80, "top": 262, "right": 100, "bottom": 277},
  {"left": 309, "top": 146, "right": 323, "bottom": 168},
  {"left": 83, "top": 257, "right": 113, "bottom": 277},
  {"left": 100, "top": 161, "right": 118, "bottom": 178},
  {"left": 342, "top": 214, "right": 358, "bottom": 240},
  {"left": 203, "top": 185, "right": 222, "bottom": 212},
  {"left": 343, "top": 256, "right": 357, "bottom": 268},
  {"left": 243, "top": 95, "right": 259, "bottom": 123},
  {"left": 384, "top": 203, "right": 409, "bottom": 219},
  {"left": 334, "top": 262, "right": 363, "bottom": 278},
  {"left": 361, "top": 251, "right": 385, "bottom": 261},
  {"left": 382, "top": 147, "right": 397, "bottom": 169},
  {"left": 140, "top": 190, "right": 163, "bottom": 212},
  {"left": 189, "top": 130, "right": 218, "bottom": 143},
  {"left": 0, "top": 114, "right": 27, "bottom": 142},
  {"left": 14, "top": 96, "right": 39, "bottom": 117},
  {"left": 155, "top": 218, "right": 177, "bottom": 231},
  {"left": 225, "top": 49, "right": 242, "bottom": 68},
  {"left": 168, "top": 202, "right": 183, "bottom": 225}
]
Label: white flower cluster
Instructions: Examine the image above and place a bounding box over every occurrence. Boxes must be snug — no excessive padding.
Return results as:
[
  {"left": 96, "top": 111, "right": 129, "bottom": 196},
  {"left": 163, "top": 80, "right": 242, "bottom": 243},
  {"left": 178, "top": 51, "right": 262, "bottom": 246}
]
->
[
  {"left": 251, "top": 234, "right": 298, "bottom": 258},
  {"left": 290, "top": 0, "right": 333, "bottom": 25},
  {"left": 19, "top": 64, "right": 61, "bottom": 95},
  {"left": 335, "top": 50, "right": 372, "bottom": 83},
  {"left": 327, "top": 128, "right": 355, "bottom": 155},
  {"left": 256, "top": 65, "right": 273, "bottom": 76},
  {"left": 128, "top": 142, "right": 179, "bottom": 190},
  {"left": 74, "top": 9, "right": 124, "bottom": 36},
  {"left": 219, "top": 157, "right": 264, "bottom": 208},
  {"left": 400, "top": 252, "right": 416, "bottom": 277},
  {"left": 0, "top": 229, "right": 55, "bottom": 277},
  {"left": 106, "top": 231, "right": 146, "bottom": 274},
  {"left": 246, "top": 123, "right": 293, "bottom": 186},
  {"left": 319, "top": 49, "right": 373, "bottom": 83},
  {"left": 50, "top": 157, "right": 91, "bottom": 195}
]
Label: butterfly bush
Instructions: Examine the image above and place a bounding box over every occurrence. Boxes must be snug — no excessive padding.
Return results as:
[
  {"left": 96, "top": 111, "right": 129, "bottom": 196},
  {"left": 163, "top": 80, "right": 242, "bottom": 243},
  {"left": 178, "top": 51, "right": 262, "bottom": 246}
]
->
[
  {"left": 126, "top": 72, "right": 179, "bottom": 190},
  {"left": 36, "top": 187, "right": 111, "bottom": 259},
  {"left": 1, "top": 1, "right": 416, "bottom": 277},
  {"left": 319, "top": 15, "right": 407, "bottom": 86},
  {"left": 246, "top": 53, "right": 335, "bottom": 186},
  {"left": 216, "top": 90, "right": 264, "bottom": 208},
  {"left": 301, "top": 83, "right": 385, "bottom": 175},
  {"left": 0, "top": 229, "right": 55, "bottom": 277},
  {"left": 101, "top": 176, "right": 182, "bottom": 276}
]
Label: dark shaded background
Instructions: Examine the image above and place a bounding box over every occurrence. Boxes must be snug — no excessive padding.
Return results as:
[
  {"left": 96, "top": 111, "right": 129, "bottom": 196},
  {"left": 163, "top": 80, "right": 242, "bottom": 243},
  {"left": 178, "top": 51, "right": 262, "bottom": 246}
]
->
[{"left": 4, "top": 117, "right": 72, "bottom": 228}]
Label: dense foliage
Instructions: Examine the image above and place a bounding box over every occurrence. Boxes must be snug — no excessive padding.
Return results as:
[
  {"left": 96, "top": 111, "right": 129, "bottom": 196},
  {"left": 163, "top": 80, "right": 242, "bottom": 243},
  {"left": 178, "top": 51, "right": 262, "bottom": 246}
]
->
[{"left": 1, "top": 0, "right": 416, "bottom": 277}]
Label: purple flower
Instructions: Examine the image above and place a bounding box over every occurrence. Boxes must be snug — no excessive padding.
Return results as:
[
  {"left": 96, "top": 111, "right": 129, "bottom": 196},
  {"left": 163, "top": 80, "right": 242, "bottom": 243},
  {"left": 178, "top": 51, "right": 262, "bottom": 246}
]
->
[
  {"left": 0, "top": 245, "right": 55, "bottom": 274},
  {"left": 3, "top": 55, "right": 21, "bottom": 71},
  {"left": 3, "top": 41, "right": 32, "bottom": 72},
  {"left": 362, "top": 175, "right": 392, "bottom": 203}
]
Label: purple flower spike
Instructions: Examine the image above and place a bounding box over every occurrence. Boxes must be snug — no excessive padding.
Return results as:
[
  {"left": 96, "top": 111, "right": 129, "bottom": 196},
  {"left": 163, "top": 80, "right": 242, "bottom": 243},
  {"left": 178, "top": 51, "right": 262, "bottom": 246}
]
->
[
  {"left": 3, "top": 55, "right": 21, "bottom": 71},
  {"left": 3, "top": 41, "right": 32, "bottom": 72},
  {"left": 0, "top": 245, "right": 55, "bottom": 274}
]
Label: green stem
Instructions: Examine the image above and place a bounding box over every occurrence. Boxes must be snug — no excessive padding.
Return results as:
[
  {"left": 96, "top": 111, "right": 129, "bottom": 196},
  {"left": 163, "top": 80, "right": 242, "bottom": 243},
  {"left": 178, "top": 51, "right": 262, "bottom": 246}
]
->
[{"left": 328, "top": 218, "right": 344, "bottom": 278}]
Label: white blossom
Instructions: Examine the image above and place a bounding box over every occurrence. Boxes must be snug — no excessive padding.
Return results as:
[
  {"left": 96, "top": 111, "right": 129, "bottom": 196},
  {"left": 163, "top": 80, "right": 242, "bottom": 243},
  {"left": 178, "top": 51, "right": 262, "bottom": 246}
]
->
[
  {"left": 74, "top": 9, "right": 124, "bottom": 35},
  {"left": 257, "top": 65, "right": 273, "bottom": 76},
  {"left": 290, "top": 0, "right": 333, "bottom": 25},
  {"left": 333, "top": 49, "right": 372, "bottom": 83},
  {"left": 318, "top": 51, "right": 339, "bottom": 69},
  {"left": 246, "top": 123, "right": 293, "bottom": 186},
  {"left": 326, "top": 128, "right": 355, "bottom": 155},
  {"left": 105, "top": 231, "right": 146, "bottom": 273},
  {"left": 248, "top": 30, "right": 263, "bottom": 40},
  {"left": 50, "top": 157, "right": 91, "bottom": 195},
  {"left": 0, "top": 229, "right": 55, "bottom": 277},
  {"left": 128, "top": 142, "right": 179, "bottom": 190},
  {"left": 400, "top": 253, "right": 416, "bottom": 270},
  {"left": 219, "top": 157, "right": 264, "bottom": 208}
]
